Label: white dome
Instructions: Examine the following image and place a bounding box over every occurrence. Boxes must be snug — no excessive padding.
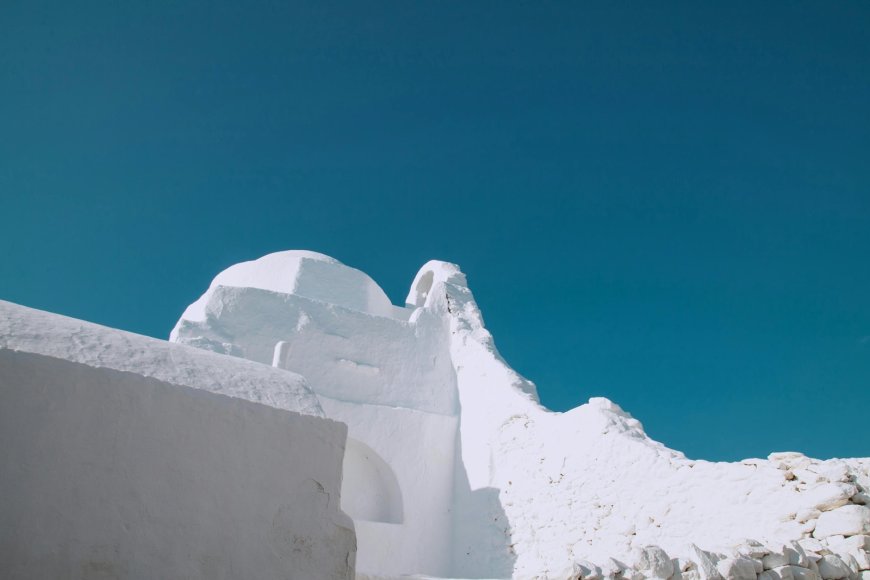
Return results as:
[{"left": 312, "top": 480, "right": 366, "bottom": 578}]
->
[{"left": 172, "top": 251, "right": 397, "bottom": 335}]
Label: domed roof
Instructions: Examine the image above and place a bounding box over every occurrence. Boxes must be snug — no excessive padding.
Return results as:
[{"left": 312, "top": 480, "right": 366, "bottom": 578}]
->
[
  {"left": 261, "top": 250, "right": 340, "bottom": 264},
  {"left": 173, "top": 251, "right": 398, "bottom": 331}
]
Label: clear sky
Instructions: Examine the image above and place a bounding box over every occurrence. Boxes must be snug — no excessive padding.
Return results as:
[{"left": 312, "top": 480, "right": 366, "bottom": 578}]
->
[{"left": 2, "top": 2, "right": 868, "bottom": 461}]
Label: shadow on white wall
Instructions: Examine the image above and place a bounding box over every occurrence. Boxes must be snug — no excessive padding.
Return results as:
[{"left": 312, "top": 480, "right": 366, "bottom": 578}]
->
[{"left": 340, "top": 439, "right": 404, "bottom": 524}]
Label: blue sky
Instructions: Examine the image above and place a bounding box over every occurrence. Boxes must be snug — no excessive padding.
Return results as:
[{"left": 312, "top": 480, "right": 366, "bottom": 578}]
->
[{"left": 2, "top": 2, "right": 868, "bottom": 461}]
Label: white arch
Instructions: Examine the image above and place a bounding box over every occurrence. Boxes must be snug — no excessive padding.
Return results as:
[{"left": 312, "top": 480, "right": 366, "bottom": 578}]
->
[
  {"left": 340, "top": 439, "right": 403, "bottom": 524},
  {"left": 404, "top": 260, "right": 467, "bottom": 308},
  {"left": 409, "top": 270, "right": 434, "bottom": 307}
]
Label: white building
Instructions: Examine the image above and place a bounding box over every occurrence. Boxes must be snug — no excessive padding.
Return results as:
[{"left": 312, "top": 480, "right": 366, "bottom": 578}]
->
[
  {"left": 2, "top": 250, "right": 869, "bottom": 579},
  {"left": 171, "top": 251, "right": 870, "bottom": 579}
]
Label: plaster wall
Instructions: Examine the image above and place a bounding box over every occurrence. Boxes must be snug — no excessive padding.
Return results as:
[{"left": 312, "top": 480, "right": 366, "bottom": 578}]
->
[
  {"left": 0, "top": 348, "right": 355, "bottom": 580},
  {"left": 176, "top": 286, "right": 456, "bottom": 415},
  {"left": 320, "top": 396, "right": 458, "bottom": 578}
]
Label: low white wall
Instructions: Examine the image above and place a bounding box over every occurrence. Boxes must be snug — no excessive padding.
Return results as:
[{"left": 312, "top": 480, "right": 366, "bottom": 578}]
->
[{"left": 0, "top": 348, "right": 356, "bottom": 580}]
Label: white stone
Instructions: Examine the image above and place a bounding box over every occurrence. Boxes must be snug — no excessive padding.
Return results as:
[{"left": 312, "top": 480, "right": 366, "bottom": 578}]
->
[
  {"left": 814, "top": 506, "right": 870, "bottom": 538},
  {"left": 692, "top": 544, "right": 725, "bottom": 580},
  {"left": 633, "top": 546, "right": 675, "bottom": 579},
  {"left": 853, "top": 549, "right": 870, "bottom": 571},
  {"left": 798, "top": 539, "right": 826, "bottom": 555},
  {"left": 760, "top": 566, "right": 795, "bottom": 580},
  {"left": 805, "top": 483, "right": 858, "bottom": 512},
  {"left": 827, "top": 535, "right": 870, "bottom": 553},
  {"left": 807, "top": 462, "right": 851, "bottom": 484},
  {"left": 549, "top": 560, "right": 583, "bottom": 579},
  {"left": 764, "top": 553, "right": 791, "bottom": 570},
  {"left": 738, "top": 540, "right": 772, "bottom": 560},
  {"left": 575, "top": 560, "right": 603, "bottom": 579},
  {"left": 600, "top": 557, "right": 627, "bottom": 578},
  {"left": 794, "top": 469, "right": 827, "bottom": 485},
  {"left": 717, "top": 557, "right": 758, "bottom": 580},
  {"left": 817, "top": 555, "right": 851, "bottom": 579},
  {"left": 798, "top": 509, "right": 823, "bottom": 524},
  {"left": 842, "top": 552, "right": 861, "bottom": 575},
  {"left": 679, "top": 558, "right": 698, "bottom": 572},
  {"left": 790, "top": 542, "right": 810, "bottom": 567},
  {"left": 784, "top": 565, "right": 821, "bottom": 580},
  {"left": 737, "top": 556, "right": 764, "bottom": 574}
]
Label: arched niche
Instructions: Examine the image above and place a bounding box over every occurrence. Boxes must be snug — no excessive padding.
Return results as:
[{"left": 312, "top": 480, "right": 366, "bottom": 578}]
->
[
  {"left": 408, "top": 270, "right": 434, "bottom": 307},
  {"left": 340, "top": 439, "right": 404, "bottom": 524}
]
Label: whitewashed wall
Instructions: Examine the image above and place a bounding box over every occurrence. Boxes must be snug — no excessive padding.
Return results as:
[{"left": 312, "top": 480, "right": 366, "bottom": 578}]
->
[{"left": 0, "top": 343, "right": 355, "bottom": 579}]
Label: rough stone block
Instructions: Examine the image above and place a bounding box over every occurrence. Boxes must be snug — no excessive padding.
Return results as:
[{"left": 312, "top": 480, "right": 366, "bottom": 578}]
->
[{"left": 814, "top": 506, "right": 870, "bottom": 539}]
